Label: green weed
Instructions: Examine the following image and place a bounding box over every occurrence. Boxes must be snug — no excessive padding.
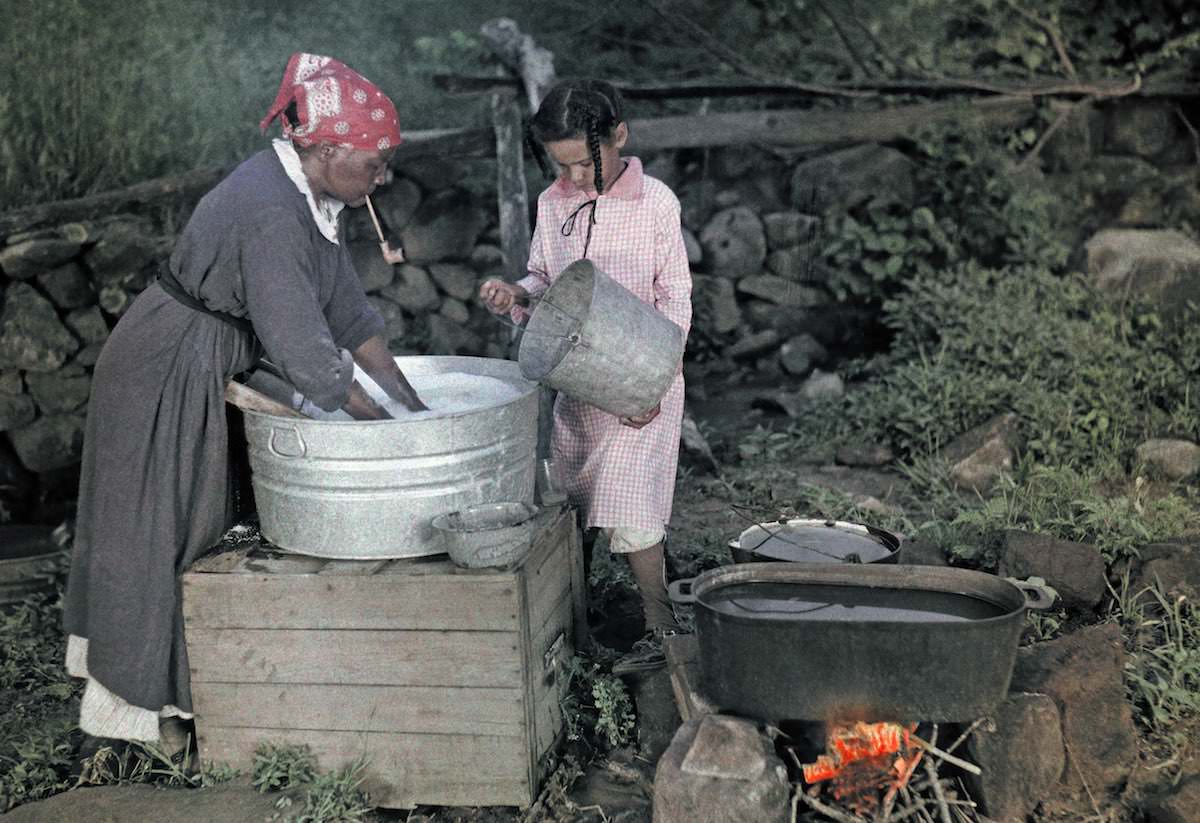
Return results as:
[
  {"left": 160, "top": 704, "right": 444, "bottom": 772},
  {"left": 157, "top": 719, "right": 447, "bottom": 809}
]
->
[
  {"left": 252, "top": 742, "right": 317, "bottom": 793},
  {"left": 560, "top": 656, "right": 636, "bottom": 750}
]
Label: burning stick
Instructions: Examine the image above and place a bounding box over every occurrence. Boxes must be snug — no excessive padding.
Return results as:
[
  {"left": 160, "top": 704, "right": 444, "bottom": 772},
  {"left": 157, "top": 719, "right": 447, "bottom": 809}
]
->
[{"left": 365, "top": 195, "right": 405, "bottom": 264}]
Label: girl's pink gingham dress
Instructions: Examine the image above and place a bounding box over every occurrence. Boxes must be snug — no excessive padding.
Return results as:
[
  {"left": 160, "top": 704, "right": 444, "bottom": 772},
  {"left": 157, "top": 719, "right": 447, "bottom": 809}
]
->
[{"left": 516, "top": 157, "right": 692, "bottom": 532}]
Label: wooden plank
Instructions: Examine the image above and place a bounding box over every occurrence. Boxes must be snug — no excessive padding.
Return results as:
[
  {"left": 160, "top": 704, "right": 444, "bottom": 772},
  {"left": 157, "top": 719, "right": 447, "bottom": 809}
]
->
[
  {"left": 235, "top": 550, "right": 328, "bottom": 575},
  {"left": 186, "top": 628, "right": 522, "bottom": 688},
  {"left": 567, "top": 518, "right": 588, "bottom": 650},
  {"left": 197, "top": 726, "right": 531, "bottom": 809},
  {"left": 526, "top": 520, "right": 574, "bottom": 634},
  {"left": 492, "top": 92, "right": 532, "bottom": 281},
  {"left": 181, "top": 573, "right": 520, "bottom": 631},
  {"left": 192, "top": 683, "right": 525, "bottom": 737},
  {"left": 376, "top": 554, "right": 458, "bottom": 576},
  {"left": 662, "top": 634, "right": 715, "bottom": 722},
  {"left": 626, "top": 96, "right": 1036, "bottom": 153},
  {"left": 529, "top": 590, "right": 573, "bottom": 761}
]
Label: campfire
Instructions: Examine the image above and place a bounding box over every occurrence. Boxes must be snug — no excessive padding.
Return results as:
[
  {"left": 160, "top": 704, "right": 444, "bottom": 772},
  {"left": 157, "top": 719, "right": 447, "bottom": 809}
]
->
[{"left": 788, "top": 720, "right": 986, "bottom": 823}]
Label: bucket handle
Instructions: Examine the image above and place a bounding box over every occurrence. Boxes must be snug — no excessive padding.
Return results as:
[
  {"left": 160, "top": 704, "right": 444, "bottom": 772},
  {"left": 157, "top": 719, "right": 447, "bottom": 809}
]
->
[
  {"left": 668, "top": 578, "right": 697, "bottom": 605},
  {"left": 268, "top": 426, "right": 307, "bottom": 459},
  {"left": 1012, "top": 580, "right": 1057, "bottom": 611}
]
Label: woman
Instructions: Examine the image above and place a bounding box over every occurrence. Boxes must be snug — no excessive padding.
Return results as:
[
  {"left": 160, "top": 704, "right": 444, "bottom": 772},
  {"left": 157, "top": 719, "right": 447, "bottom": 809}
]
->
[
  {"left": 480, "top": 79, "right": 692, "bottom": 674},
  {"left": 63, "top": 53, "right": 424, "bottom": 750}
]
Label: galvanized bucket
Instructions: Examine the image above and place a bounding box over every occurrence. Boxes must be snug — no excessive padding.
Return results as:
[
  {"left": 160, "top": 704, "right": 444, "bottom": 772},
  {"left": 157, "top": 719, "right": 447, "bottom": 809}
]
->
[
  {"left": 518, "top": 259, "right": 684, "bottom": 418},
  {"left": 240, "top": 356, "right": 538, "bottom": 560},
  {"left": 431, "top": 501, "right": 539, "bottom": 569}
]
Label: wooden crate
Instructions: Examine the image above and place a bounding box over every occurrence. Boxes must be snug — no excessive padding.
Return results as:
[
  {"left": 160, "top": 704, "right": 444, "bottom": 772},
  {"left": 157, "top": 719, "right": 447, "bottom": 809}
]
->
[{"left": 181, "top": 506, "right": 584, "bottom": 809}]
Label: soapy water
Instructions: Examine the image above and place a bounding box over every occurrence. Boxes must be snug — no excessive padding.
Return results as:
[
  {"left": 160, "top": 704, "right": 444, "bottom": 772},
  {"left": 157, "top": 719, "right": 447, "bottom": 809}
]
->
[{"left": 299, "top": 370, "right": 526, "bottom": 421}]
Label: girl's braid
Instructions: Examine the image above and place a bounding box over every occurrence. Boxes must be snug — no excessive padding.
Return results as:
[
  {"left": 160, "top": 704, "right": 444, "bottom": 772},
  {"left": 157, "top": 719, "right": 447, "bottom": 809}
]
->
[{"left": 582, "top": 105, "right": 604, "bottom": 194}]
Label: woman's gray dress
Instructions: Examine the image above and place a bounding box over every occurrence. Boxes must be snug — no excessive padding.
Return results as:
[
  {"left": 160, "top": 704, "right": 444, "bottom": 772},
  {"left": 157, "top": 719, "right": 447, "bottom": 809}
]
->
[{"left": 63, "top": 148, "right": 383, "bottom": 714}]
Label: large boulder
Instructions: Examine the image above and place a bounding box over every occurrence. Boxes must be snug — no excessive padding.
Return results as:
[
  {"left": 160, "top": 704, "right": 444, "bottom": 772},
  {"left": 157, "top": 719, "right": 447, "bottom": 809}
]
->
[
  {"left": 380, "top": 265, "right": 440, "bottom": 312},
  {"left": 372, "top": 176, "right": 422, "bottom": 236},
  {"left": 1104, "top": 100, "right": 1194, "bottom": 164},
  {"left": 8, "top": 412, "right": 87, "bottom": 472},
  {"left": 966, "top": 692, "right": 1065, "bottom": 822},
  {"left": 428, "top": 262, "right": 479, "bottom": 301},
  {"left": 83, "top": 217, "right": 163, "bottom": 288},
  {"left": 399, "top": 188, "right": 486, "bottom": 263},
  {"left": 790, "top": 144, "right": 916, "bottom": 212},
  {"left": 25, "top": 371, "right": 92, "bottom": 415},
  {"left": 0, "top": 238, "right": 82, "bottom": 279},
  {"left": 1085, "top": 229, "right": 1200, "bottom": 322},
  {"left": 999, "top": 530, "right": 1106, "bottom": 611},
  {"left": 0, "top": 283, "right": 79, "bottom": 372},
  {"left": 1010, "top": 623, "right": 1137, "bottom": 801},
  {"left": 347, "top": 240, "right": 395, "bottom": 293},
  {"left": 699, "top": 206, "right": 766, "bottom": 279},
  {"left": 1135, "top": 438, "right": 1200, "bottom": 480},
  {"left": 0, "top": 391, "right": 36, "bottom": 432},
  {"left": 653, "top": 714, "right": 791, "bottom": 823},
  {"left": 427, "top": 315, "right": 482, "bottom": 355},
  {"left": 37, "top": 262, "right": 95, "bottom": 309},
  {"left": 1130, "top": 540, "right": 1200, "bottom": 605},
  {"left": 367, "top": 296, "right": 407, "bottom": 346},
  {"left": 778, "top": 334, "right": 827, "bottom": 377}
]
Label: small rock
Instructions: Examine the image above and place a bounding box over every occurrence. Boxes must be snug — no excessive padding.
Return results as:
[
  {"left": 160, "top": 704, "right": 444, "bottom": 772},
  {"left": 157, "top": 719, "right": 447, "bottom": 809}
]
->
[
  {"left": 680, "top": 412, "right": 719, "bottom": 473},
  {"left": 835, "top": 442, "right": 894, "bottom": 467},
  {"left": 1105, "top": 100, "right": 1193, "bottom": 163},
  {"left": 966, "top": 693, "right": 1065, "bottom": 822},
  {"left": 427, "top": 314, "right": 482, "bottom": 355},
  {"left": 0, "top": 238, "right": 82, "bottom": 279},
  {"left": 762, "top": 211, "right": 820, "bottom": 249},
  {"left": 940, "top": 412, "right": 1021, "bottom": 494},
  {"left": 765, "top": 245, "right": 820, "bottom": 280},
  {"left": 0, "top": 371, "right": 22, "bottom": 394},
  {"left": 728, "top": 329, "right": 779, "bottom": 359},
  {"left": 736, "top": 274, "right": 823, "bottom": 307},
  {"left": 98, "top": 285, "right": 133, "bottom": 317},
  {"left": 800, "top": 369, "right": 843, "bottom": 401},
  {"left": 1010, "top": 622, "right": 1137, "bottom": 800},
  {"left": 1143, "top": 765, "right": 1200, "bottom": 823},
  {"left": 428, "top": 262, "right": 479, "bottom": 301},
  {"left": 999, "top": 530, "right": 1106, "bottom": 611},
  {"left": 898, "top": 536, "right": 948, "bottom": 567},
  {"left": 699, "top": 206, "right": 766, "bottom": 278},
  {"left": 372, "top": 176, "right": 422, "bottom": 234},
  {"left": 630, "top": 667, "right": 682, "bottom": 763},
  {"left": 37, "top": 262, "right": 95, "bottom": 309},
  {"left": 1135, "top": 438, "right": 1200, "bottom": 480},
  {"left": 779, "top": 334, "right": 825, "bottom": 376},
  {"left": 851, "top": 495, "right": 903, "bottom": 517},
  {"left": 468, "top": 243, "right": 505, "bottom": 271},
  {"left": 381, "top": 265, "right": 441, "bottom": 312},
  {"left": 1131, "top": 540, "right": 1200, "bottom": 605},
  {"left": 83, "top": 217, "right": 162, "bottom": 286}
]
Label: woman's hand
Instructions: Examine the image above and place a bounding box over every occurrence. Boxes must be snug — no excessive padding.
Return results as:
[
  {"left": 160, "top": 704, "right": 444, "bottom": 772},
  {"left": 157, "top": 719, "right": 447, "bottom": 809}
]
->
[
  {"left": 479, "top": 279, "right": 529, "bottom": 314},
  {"left": 620, "top": 403, "right": 660, "bottom": 429}
]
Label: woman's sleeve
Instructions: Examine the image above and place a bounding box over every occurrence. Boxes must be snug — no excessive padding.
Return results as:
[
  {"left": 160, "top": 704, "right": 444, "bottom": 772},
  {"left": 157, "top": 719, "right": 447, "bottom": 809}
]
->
[
  {"left": 325, "top": 241, "right": 385, "bottom": 352},
  {"left": 239, "top": 208, "right": 355, "bottom": 412},
  {"left": 652, "top": 194, "right": 693, "bottom": 338}
]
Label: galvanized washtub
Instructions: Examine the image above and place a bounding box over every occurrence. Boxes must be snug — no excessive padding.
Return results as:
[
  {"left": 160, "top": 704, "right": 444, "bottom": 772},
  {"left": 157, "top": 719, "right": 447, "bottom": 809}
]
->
[{"left": 240, "top": 356, "right": 538, "bottom": 560}]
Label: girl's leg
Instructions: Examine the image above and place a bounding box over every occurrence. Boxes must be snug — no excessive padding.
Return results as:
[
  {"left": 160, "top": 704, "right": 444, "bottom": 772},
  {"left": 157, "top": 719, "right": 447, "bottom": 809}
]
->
[{"left": 625, "top": 541, "right": 676, "bottom": 633}]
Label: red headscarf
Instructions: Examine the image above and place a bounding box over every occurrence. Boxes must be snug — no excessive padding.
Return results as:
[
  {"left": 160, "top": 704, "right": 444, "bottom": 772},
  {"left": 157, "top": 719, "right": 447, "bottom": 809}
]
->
[{"left": 260, "top": 53, "right": 402, "bottom": 152}]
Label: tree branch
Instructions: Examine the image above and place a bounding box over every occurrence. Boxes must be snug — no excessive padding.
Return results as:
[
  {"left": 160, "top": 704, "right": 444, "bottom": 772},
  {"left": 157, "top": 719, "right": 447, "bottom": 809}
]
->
[
  {"left": 1003, "top": 0, "right": 1078, "bottom": 79},
  {"left": 811, "top": 0, "right": 874, "bottom": 78}
]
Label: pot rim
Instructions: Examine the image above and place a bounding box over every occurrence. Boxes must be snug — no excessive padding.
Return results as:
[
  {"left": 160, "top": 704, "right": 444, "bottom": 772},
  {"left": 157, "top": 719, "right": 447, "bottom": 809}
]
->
[{"left": 672, "top": 562, "right": 1048, "bottom": 627}]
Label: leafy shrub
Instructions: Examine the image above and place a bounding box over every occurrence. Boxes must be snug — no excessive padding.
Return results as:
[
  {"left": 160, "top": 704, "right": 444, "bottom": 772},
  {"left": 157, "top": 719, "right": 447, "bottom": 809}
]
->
[
  {"left": 560, "top": 656, "right": 636, "bottom": 750},
  {"left": 252, "top": 742, "right": 318, "bottom": 793}
]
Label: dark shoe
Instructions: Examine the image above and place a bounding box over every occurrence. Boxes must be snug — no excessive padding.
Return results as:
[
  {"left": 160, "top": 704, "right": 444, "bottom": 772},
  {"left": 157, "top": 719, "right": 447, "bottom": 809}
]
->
[{"left": 612, "top": 628, "right": 675, "bottom": 675}]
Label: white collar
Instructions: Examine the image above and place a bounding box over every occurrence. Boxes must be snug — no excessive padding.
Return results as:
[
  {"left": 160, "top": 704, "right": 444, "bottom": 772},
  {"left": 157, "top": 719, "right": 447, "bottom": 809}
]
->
[{"left": 272, "top": 139, "right": 343, "bottom": 244}]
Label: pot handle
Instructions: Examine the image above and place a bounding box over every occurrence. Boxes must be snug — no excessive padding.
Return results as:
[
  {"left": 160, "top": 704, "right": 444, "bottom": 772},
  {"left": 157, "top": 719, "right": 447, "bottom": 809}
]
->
[
  {"left": 1015, "top": 581, "right": 1057, "bottom": 611},
  {"left": 668, "top": 578, "right": 697, "bottom": 605},
  {"left": 268, "top": 426, "right": 307, "bottom": 459}
]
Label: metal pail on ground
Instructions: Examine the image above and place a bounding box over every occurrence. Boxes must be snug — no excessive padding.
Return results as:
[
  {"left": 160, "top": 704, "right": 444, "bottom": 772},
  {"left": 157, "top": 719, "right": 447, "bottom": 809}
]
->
[
  {"left": 240, "top": 356, "right": 538, "bottom": 560},
  {"left": 517, "top": 259, "right": 684, "bottom": 418}
]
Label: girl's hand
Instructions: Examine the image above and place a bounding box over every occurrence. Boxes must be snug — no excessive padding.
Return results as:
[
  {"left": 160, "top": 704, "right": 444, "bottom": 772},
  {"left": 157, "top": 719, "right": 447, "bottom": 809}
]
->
[
  {"left": 479, "top": 279, "right": 529, "bottom": 314},
  {"left": 620, "top": 403, "right": 660, "bottom": 429}
]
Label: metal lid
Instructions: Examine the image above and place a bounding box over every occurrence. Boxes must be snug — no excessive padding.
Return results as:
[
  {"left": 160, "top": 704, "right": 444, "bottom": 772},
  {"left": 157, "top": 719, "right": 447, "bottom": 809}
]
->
[{"left": 730, "top": 519, "right": 898, "bottom": 564}]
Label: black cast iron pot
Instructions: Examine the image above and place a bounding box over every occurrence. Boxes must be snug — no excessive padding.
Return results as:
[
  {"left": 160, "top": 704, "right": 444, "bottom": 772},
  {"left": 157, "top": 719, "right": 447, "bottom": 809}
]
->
[{"left": 668, "top": 562, "right": 1055, "bottom": 723}]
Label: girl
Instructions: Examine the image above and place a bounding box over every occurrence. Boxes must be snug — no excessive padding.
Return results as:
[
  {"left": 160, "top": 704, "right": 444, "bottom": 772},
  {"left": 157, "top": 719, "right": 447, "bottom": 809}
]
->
[{"left": 479, "top": 79, "right": 692, "bottom": 674}]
